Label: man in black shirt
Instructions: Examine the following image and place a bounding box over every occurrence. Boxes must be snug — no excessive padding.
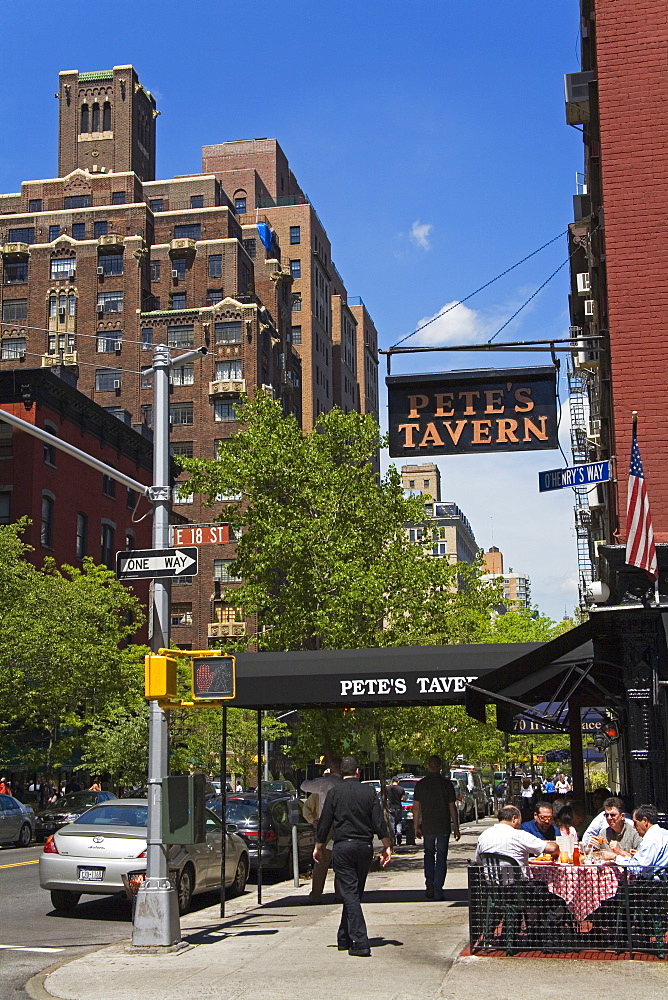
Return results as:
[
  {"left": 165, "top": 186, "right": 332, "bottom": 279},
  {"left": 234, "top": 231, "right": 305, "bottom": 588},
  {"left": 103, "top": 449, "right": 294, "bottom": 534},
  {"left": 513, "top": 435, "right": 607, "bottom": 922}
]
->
[
  {"left": 315, "top": 755, "right": 391, "bottom": 956},
  {"left": 413, "top": 755, "right": 459, "bottom": 900}
]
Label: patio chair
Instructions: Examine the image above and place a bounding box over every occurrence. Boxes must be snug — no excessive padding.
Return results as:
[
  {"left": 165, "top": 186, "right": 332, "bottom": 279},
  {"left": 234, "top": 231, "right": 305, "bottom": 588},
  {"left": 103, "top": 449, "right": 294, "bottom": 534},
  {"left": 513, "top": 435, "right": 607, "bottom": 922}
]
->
[
  {"left": 477, "top": 852, "right": 530, "bottom": 955},
  {"left": 626, "top": 866, "right": 668, "bottom": 958}
]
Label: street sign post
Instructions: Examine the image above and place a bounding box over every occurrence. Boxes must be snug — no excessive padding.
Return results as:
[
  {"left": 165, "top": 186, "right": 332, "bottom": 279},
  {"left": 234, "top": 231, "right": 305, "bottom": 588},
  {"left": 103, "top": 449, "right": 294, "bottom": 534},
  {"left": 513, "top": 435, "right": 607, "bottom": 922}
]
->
[
  {"left": 116, "top": 547, "right": 198, "bottom": 580},
  {"left": 172, "top": 524, "right": 230, "bottom": 546},
  {"left": 538, "top": 460, "right": 610, "bottom": 493}
]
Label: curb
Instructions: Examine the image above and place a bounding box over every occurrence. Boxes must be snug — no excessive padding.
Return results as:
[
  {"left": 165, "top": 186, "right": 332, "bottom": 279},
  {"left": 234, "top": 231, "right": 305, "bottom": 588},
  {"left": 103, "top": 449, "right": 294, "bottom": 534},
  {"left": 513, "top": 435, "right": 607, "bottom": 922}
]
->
[{"left": 24, "top": 954, "right": 90, "bottom": 1000}]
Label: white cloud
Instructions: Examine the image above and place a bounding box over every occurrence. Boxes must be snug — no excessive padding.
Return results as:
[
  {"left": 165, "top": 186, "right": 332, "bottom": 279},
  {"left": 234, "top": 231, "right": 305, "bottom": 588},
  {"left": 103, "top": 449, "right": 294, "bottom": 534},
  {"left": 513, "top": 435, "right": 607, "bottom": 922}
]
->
[
  {"left": 411, "top": 300, "right": 494, "bottom": 346},
  {"left": 410, "top": 220, "right": 433, "bottom": 250}
]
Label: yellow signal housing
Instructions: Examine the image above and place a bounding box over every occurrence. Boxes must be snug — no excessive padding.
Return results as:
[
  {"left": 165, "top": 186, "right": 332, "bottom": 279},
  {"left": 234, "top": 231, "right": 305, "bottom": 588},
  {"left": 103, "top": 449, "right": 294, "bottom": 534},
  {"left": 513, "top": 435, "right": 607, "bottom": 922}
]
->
[{"left": 145, "top": 653, "right": 178, "bottom": 700}]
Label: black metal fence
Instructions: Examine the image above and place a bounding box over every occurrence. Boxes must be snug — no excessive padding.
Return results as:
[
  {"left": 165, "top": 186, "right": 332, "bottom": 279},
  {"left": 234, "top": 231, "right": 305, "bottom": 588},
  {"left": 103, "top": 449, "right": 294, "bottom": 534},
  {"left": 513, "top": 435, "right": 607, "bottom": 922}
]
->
[{"left": 468, "top": 859, "right": 668, "bottom": 957}]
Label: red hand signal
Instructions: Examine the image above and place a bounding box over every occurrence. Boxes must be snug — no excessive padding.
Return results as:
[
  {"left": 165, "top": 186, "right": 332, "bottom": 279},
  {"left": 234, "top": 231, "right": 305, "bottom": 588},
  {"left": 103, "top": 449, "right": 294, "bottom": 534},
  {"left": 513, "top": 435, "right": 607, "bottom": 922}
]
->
[{"left": 196, "top": 663, "right": 214, "bottom": 693}]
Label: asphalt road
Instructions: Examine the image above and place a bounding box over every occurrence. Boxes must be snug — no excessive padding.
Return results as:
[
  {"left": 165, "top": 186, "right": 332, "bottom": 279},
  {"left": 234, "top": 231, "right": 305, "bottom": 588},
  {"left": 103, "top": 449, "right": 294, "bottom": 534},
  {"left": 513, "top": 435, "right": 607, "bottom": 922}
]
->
[{"left": 0, "top": 841, "right": 246, "bottom": 999}]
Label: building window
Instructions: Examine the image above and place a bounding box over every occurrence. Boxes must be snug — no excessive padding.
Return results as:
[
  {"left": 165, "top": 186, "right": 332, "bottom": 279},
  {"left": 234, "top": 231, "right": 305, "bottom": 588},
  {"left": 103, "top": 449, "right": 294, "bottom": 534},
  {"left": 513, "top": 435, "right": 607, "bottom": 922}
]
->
[
  {"left": 95, "top": 368, "right": 122, "bottom": 391},
  {"left": 48, "top": 225, "right": 61, "bottom": 241},
  {"left": 80, "top": 104, "right": 89, "bottom": 133},
  {"left": 170, "top": 364, "right": 194, "bottom": 385},
  {"left": 168, "top": 324, "right": 194, "bottom": 348},
  {"left": 171, "top": 258, "right": 187, "bottom": 280},
  {"left": 0, "top": 493, "right": 11, "bottom": 525},
  {"left": 215, "top": 360, "right": 242, "bottom": 380},
  {"left": 214, "top": 320, "right": 241, "bottom": 344},
  {"left": 50, "top": 257, "right": 76, "bottom": 280},
  {"left": 92, "top": 103, "right": 101, "bottom": 132},
  {"left": 292, "top": 294, "right": 301, "bottom": 312},
  {"left": 0, "top": 422, "right": 11, "bottom": 458},
  {"left": 141, "top": 403, "right": 153, "bottom": 428},
  {"left": 234, "top": 197, "right": 247, "bottom": 214},
  {"left": 97, "top": 291, "right": 123, "bottom": 313},
  {"left": 149, "top": 199, "right": 164, "bottom": 212},
  {"left": 206, "top": 289, "right": 223, "bottom": 305},
  {"left": 1, "top": 337, "right": 26, "bottom": 359},
  {"left": 291, "top": 325, "right": 302, "bottom": 345},
  {"left": 289, "top": 259, "right": 301, "bottom": 279},
  {"left": 100, "top": 522, "right": 115, "bottom": 568},
  {"left": 171, "top": 603, "right": 193, "bottom": 626},
  {"left": 190, "top": 195, "right": 204, "bottom": 209},
  {"left": 102, "top": 474, "right": 116, "bottom": 498},
  {"left": 111, "top": 191, "right": 125, "bottom": 205},
  {"left": 214, "top": 401, "right": 237, "bottom": 422},
  {"left": 173, "top": 224, "right": 201, "bottom": 241},
  {"left": 213, "top": 559, "right": 237, "bottom": 583},
  {"left": 77, "top": 513, "right": 88, "bottom": 558},
  {"left": 41, "top": 495, "right": 54, "bottom": 547},
  {"left": 3, "top": 260, "right": 28, "bottom": 284},
  {"left": 169, "top": 402, "right": 194, "bottom": 425},
  {"left": 64, "top": 195, "right": 91, "bottom": 210},
  {"left": 173, "top": 576, "right": 193, "bottom": 586},
  {"left": 103, "top": 102, "right": 112, "bottom": 131},
  {"left": 126, "top": 488, "right": 137, "bottom": 510},
  {"left": 47, "top": 332, "right": 75, "bottom": 356},
  {"left": 150, "top": 260, "right": 161, "bottom": 282},
  {"left": 208, "top": 255, "right": 222, "bottom": 278},
  {"left": 423, "top": 480, "right": 430, "bottom": 489},
  {"left": 171, "top": 441, "right": 193, "bottom": 458},
  {"left": 243, "top": 238, "right": 256, "bottom": 259},
  {"left": 99, "top": 253, "right": 123, "bottom": 276},
  {"left": 8, "top": 227, "right": 35, "bottom": 244},
  {"left": 28, "top": 199, "right": 42, "bottom": 213},
  {"left": 71, "top": 223, "right": 86, "bottom": 240},
  {"left": 171, "top": 292, "right": 187, "bottom": 310},
  {"left": 97, "top": 333, "right": 122, "bottom": 353},
  {"left": 141, "top": 327, "right": 153, "bottom": 351},
  {"left": 289, "top": 226, "right": 301, "bottom": 245},
  {"left": 43, "top": 426, "right": 57, "bottom": 465},
  {"left": 94, "top": 221, "right": 108, "bottom": 238},
  {"left": 172, "top": 486, "right": 193, "bottom": 505}
]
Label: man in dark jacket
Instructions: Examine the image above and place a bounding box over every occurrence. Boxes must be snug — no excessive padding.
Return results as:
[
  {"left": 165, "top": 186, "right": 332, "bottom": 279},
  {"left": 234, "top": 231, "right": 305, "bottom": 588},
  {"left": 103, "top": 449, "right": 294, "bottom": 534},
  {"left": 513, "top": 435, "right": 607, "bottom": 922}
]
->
[
  {"left": 315, "top": 756, "right": 391, "bottom": 957},
  {"left": 413, "top": 755, "right": 460, "bottom": 900}
]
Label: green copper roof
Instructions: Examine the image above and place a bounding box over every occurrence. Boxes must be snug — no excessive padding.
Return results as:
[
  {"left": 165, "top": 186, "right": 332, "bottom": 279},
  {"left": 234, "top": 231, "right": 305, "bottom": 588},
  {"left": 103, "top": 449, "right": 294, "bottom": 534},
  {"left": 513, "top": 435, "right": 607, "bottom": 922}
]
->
[
  {"left": 140, "top": 309, "right": 201, "bottom": 318},
  {"left": 78, "top": 71, "right": 114, "bottom": 81}
]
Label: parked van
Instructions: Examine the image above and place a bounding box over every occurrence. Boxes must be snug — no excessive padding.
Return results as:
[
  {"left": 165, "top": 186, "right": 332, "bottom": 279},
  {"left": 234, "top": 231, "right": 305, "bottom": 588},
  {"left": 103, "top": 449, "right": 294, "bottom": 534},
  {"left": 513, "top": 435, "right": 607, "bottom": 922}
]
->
[{"left": 449, "top": 766, "right": 488, "bottom": 819}]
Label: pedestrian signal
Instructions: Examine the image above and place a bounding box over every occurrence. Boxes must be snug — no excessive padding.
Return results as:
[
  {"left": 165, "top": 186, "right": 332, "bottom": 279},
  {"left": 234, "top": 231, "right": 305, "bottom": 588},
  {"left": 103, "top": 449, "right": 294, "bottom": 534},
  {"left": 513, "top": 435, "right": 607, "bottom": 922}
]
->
[
  {"left": 145, "top": 653, "right": 178, "bottom": 700},
  {"left": 192, "top": 654, "right": 236, "bottom": 699}
]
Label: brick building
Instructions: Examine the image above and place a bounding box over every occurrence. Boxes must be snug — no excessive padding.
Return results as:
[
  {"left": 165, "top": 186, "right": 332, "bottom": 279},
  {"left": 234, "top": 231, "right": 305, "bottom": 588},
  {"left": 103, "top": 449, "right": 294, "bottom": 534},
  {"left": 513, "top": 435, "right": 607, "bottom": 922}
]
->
[
  {"left": 565, "top": 2, "right": 668, "bottom": 591},
  {"left": 0, "top": 367, "right": 153, "bottom": 639},
  {"left": 481, "top": 546, "right": 531, "bottom": 611},
  {"left": 0, "top": 65, "right": 379, "bottom": 649}
]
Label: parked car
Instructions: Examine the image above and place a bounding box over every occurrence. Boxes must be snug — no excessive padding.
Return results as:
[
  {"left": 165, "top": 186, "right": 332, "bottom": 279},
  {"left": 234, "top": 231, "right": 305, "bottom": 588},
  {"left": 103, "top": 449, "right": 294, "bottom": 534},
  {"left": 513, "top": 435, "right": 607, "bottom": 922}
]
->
[
  {"left": 453, "top": 778, "right": 475, "bottom": 822},
  {"left": 38, "top": 798, "right": 248, "bottom": 914},
  {"left": 0, "top": 793, "right": 35, "bottom": 847},
  {"left": 397, "top": 777, "right": 420, "bottom": 792},
  {"left": 210, "top": 793, "right": 315, "bottom": 874},
  {"left": 251, "top": 780, "right": 296, "bottom": 796},
  {"left": 449, "top": 767, "right": 488, "bottom": 819},
  {"left": 361, "top": 780, "right": 382, "bottom": 797},
  {"left": 35, "top": 790, "right": 117, "bottom": 841}
]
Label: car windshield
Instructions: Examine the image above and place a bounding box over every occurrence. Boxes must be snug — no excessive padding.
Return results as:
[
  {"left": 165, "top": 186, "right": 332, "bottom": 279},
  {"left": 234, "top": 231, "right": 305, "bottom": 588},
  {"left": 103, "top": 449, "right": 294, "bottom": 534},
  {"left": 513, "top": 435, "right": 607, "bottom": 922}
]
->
[
  {"left": 213, "top": 798, "right": 263, "bottom": 824},
  {"left": 450, "top": 771, "right": 469, "bottom": 783},
  {"left": 73, "top": 804, "right": 148, "bottom": 827},
  {"left": 50, "top": 792, "right": 99, "bottom": 811}
]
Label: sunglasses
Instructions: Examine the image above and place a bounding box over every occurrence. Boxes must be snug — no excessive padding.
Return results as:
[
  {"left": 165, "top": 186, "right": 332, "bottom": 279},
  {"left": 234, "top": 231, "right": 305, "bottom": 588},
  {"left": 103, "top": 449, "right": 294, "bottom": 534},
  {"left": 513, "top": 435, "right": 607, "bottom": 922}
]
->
[{"left": 604, "top": 812, "right": 621, "bottom": 818}]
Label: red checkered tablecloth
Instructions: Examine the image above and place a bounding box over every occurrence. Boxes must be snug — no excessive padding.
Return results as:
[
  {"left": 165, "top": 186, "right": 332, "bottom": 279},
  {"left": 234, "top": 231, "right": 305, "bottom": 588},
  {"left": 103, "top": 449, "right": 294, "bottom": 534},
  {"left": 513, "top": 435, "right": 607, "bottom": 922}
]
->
[{"left": 529, "top": 862, "right": 621, "bottom": 922}]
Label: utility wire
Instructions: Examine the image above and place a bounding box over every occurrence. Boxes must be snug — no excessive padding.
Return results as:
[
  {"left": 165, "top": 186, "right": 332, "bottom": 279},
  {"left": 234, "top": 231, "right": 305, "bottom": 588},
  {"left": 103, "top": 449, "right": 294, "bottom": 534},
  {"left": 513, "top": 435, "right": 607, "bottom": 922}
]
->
[
  {"left": 487, "top": 258, "right": 570, "bottom": 343},
  {"left": 390, "top": 230, "right": 566, "bottom": 349}
]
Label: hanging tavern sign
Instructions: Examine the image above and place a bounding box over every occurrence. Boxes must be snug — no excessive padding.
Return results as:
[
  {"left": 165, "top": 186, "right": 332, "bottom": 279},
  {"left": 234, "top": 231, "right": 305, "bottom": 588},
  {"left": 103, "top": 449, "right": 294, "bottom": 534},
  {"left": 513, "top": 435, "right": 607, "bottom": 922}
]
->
[{"left": 386, "top": 366, "right": 559, "bottom": 457}]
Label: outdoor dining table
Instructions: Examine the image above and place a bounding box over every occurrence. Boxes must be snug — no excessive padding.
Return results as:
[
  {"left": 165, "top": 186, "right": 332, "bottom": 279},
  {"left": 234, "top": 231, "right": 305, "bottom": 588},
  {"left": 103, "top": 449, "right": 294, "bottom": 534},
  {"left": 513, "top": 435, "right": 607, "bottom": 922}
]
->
[{"left": 528, "top": 860, "right": 622, "bottom": 923}]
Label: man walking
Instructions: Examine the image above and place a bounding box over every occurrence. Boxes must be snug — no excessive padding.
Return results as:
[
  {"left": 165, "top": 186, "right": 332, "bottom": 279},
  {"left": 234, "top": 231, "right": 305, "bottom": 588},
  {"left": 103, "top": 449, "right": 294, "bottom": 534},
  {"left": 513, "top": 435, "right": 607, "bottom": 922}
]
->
[
  {"left": 315, "top": 756, "right": 391, "bottom": 957},
  {"left": 301, "top": 760, "right": 343, "bottom": 902},
  {"left": 413, "top": 755, "right": 460, "bottom": 900}
]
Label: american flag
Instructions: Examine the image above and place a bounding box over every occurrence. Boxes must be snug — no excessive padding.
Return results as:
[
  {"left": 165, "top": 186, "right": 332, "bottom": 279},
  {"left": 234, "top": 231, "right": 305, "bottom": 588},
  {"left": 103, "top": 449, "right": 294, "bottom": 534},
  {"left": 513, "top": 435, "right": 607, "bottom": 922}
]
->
[{"left": 625, "top": 421, "right": 658, "bottom": 578}]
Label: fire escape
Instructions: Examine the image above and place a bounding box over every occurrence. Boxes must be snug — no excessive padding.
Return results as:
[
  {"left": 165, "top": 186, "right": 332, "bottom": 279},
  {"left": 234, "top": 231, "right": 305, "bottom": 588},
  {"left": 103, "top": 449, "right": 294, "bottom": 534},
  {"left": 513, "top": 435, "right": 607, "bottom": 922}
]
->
[{"left": 567, "top": 331, "right": 595, "bottom": 605}]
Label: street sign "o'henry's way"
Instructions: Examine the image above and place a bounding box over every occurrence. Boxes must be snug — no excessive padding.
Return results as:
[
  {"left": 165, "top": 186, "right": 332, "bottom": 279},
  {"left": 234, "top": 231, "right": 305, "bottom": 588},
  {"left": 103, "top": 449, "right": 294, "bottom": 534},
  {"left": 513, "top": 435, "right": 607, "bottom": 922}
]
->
[
  {"left": 116, "top": 547, "right": 198, "bottom": 580},
  {"left": 538, "top": 460, "right": 610, "bottom": 493}
]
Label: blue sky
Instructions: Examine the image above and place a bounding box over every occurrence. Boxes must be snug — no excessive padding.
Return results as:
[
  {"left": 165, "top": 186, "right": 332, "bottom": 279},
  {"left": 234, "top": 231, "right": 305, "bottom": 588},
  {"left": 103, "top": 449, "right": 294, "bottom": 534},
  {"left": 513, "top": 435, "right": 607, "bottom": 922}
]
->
[{"left": 0, "top": 0, "right": 583, "bottom": 618}]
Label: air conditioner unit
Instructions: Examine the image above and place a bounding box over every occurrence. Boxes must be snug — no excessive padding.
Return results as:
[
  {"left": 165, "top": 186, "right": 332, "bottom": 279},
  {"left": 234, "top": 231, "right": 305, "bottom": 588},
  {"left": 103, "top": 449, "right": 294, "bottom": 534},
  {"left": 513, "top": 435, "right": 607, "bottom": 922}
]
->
[
  {"left": 584, "top": 299, "right": 597, "bottom": 318},
  {"left": 96, "top": 304, "right": 105, "bottom": 314},
  {"left": 171, "top": 269, "right": 179, "bottom": 279},
  {"left": 114, "top": 341, "right": 122, "bottom": 351},
  {"left": 68, "top": 269, "right": 76, "bottom": 278},
  {"left": 113, "top": 380, "right": 121, "bottom": 390},
  {"left": 96, "top": 266, "right": 104, "bottom": 276},
  {"left": 576, "top": 273, "right": 591, "bottom": 295},
  {"left": 58, "top": 306, "right": 66, "bottom": 316}
]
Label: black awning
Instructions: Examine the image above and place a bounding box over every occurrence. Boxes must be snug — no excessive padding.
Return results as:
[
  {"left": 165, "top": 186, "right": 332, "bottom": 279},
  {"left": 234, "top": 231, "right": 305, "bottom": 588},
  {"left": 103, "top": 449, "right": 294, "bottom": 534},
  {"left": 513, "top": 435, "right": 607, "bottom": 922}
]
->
[
  {"left": 228, "top": 642, "right": 542, "bottom": 709},
  {"left": 464, "top": 615, "right": 625, "bottom": 732}
]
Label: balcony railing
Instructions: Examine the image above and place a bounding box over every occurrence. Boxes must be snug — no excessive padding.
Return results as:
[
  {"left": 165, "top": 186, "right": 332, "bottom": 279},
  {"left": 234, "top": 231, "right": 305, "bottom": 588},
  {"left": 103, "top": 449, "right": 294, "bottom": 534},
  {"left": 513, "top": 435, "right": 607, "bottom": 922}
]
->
[
  {"left": 208, "top": 622, "right": 247, "bottom": 639},
  {"left": 209, "top": 378, "right": 246, "bottom": 397}
]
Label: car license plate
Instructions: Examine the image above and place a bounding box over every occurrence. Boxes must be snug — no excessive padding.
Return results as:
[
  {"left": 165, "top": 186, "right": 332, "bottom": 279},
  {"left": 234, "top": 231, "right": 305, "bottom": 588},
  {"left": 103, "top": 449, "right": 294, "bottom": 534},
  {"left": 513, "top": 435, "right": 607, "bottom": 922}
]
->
[{"left": 78, "top": 867, "right": 104, "bottom": 881}]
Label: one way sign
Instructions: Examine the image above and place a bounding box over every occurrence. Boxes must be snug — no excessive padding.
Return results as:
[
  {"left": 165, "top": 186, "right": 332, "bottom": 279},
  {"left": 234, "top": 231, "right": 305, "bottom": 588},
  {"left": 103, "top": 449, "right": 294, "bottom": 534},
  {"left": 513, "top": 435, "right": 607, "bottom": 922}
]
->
[{"left": 116, "top": 546, "right": 199, "bottom": 580}]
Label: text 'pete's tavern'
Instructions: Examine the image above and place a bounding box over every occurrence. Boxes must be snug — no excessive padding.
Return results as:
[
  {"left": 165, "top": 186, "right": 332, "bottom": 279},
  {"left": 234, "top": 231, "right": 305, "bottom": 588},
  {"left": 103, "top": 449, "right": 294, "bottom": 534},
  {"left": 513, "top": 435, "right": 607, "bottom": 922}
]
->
[{"left": 386, "top": 366, "right": 559, "bottom": 457}]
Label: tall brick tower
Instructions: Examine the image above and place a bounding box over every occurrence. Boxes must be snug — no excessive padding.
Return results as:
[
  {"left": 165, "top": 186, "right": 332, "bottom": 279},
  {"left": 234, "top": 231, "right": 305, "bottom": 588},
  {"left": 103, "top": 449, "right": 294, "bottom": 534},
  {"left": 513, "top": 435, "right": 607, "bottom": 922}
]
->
[{"left": 57, "top": 66, "right": 157, "bottom": 180}]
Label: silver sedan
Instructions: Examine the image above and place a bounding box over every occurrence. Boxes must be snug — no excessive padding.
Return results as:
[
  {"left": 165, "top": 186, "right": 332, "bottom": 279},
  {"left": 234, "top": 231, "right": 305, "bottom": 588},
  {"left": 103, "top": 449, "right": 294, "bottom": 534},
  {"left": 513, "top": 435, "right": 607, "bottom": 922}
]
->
[
  {"left": 38, "top": 798, "right": 249, "bottom": 914},
  {"left": 0, "top": 793, "right": 35, "bottom": 847}
]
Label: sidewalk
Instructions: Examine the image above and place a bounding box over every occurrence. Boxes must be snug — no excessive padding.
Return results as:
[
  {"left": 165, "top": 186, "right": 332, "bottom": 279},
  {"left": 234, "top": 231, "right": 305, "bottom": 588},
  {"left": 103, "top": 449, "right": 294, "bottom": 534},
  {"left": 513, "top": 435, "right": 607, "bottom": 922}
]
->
[{"left": 37, "top": 820, "right": 668, "bottom": 1000}]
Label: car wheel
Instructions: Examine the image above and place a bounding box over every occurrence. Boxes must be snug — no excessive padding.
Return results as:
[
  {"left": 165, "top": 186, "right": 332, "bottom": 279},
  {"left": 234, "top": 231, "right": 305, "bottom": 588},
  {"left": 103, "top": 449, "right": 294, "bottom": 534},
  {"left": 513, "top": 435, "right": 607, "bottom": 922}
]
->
[
  {"left": 50, "top": 889, "right": 81, "bottom": 911},
  {"left": 229, "top": 856, "right": 248, "bottom": 897},
  {"left": 176, "top": 866, "right": 194, "bottom": 915},
  {"left": 15, "top": 823, "right": 31, "bottom": 848}
]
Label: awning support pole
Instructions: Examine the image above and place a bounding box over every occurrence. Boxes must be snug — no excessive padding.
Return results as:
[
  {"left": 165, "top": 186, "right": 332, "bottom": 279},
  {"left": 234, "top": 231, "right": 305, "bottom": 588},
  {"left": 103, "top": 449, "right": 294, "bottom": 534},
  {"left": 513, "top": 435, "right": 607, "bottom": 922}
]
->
[
  {"left": 568, "top": 695, "right": 586, "bottom": 802},
  {"left": 257, "top": 709, "right": 263, "bottom": 905},
  {"left": 219, "top": 704, "right": 227, "bottom": 918}
]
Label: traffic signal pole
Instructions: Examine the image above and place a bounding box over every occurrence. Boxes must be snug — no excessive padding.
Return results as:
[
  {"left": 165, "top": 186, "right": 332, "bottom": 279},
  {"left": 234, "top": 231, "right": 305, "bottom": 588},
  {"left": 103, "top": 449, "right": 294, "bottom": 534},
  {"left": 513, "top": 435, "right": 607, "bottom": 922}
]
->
[{"left": 132, "top": 342, "right": 206, "bottom": 949}]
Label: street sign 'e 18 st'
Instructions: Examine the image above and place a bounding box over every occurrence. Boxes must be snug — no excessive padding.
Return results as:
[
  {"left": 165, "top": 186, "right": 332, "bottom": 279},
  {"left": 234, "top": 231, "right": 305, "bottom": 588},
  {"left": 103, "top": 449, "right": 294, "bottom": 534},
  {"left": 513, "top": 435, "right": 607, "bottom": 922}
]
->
[{"left": 192, "top": 655, "right": 236, "bottom": 700}]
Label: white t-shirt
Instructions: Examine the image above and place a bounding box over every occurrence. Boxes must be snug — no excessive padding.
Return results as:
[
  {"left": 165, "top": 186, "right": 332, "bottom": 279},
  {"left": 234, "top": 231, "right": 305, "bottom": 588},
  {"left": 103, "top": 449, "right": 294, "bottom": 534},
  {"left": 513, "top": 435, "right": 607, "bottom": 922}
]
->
[
  {"left": 555, "top": 779, "right": 571, "bottom": 794},
  {"left": 475, "top": 823, "right": 547, "bottom": 874}
]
